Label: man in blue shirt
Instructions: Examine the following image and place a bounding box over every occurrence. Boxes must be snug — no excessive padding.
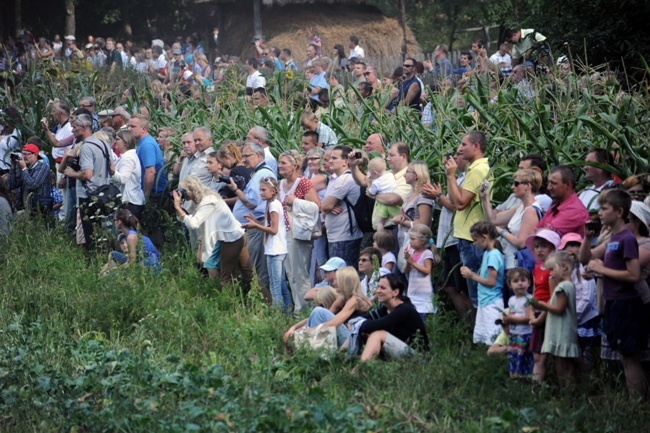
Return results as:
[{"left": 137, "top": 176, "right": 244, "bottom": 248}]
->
[
  {"left": 229, "top": 141, "right": 276, "bottom": 292},
  {"left": 127, "top": 114, "right": 167, "bottom": 199}
]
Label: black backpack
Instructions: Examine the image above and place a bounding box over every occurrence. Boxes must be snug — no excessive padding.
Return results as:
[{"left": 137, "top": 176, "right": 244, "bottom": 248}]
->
[{"left": 343, "top": 185, "right": 375, "bottom": 234}]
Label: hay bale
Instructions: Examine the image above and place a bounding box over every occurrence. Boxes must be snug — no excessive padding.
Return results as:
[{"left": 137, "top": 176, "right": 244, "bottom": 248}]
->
[{"left": 218, "top": 3, "right": 421, "bottom": 73}]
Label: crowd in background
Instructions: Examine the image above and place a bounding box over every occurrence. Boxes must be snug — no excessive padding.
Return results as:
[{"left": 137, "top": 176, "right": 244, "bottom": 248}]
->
[{"left": 1, "top": 26, "right": 650, "bottom": 390}]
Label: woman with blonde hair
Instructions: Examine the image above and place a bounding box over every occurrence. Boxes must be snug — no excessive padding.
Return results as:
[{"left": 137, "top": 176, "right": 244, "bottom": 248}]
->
[
  {"left": 172, "top": 176, "right": 253, "bottom": 288},
  {"left": 393, "top": 160, "right": 435, "bottom": 266},
  {"left": 216, "top": 141, "right": 251, "bottom": 207},
  {"left": 278, "top": 149, "right": 321, "bottom": 311},
  {"left": 480, "top": 168, "right": 543, "bottom": 269},
  {"left": 194, "top": 54, "right": 213, "bottom": 86},
  {"left": 284, "top": 266, "right": 372, "bottom": 346}
]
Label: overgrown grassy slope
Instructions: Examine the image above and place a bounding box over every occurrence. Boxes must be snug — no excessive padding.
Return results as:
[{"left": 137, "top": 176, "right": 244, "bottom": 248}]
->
[{"left": 0, "top": 220, "right": 646, "bottom": 432}]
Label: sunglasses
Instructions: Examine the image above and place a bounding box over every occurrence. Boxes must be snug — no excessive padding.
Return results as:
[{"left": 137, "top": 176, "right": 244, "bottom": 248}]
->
[
  {"left": 358, "top": 258, "right": 370, "bottom": 262},
  {"left": 513, "top": 180, "right": 528, "bottom": 187},
  {"left": 403, "top": 64, "right": 413, "bottom": 68}
]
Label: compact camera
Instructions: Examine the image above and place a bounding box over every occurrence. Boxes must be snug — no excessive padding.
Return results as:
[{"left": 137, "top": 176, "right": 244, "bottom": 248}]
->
[{"left": 349, "top": 151, "right": 363, "bottom": 160}]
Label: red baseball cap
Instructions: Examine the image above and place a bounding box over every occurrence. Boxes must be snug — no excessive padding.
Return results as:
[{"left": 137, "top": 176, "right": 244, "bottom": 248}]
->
[{"left": 22, "top": 144, "right": 42, "bottom": 158}]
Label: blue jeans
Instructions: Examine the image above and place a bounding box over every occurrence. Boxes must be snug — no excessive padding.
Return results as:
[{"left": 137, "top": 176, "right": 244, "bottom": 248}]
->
[
  {"left": 328, "top": 238, "right": 362, "bottom": 268},
  {"left": 267, "top": 254, "right": 292, "bottom": 313},
  {"left": 458, "top": 238, "right": 484, "bottom": 308},
  {"left": 307, "top": 306, "right": 350, "bottom": 346}
]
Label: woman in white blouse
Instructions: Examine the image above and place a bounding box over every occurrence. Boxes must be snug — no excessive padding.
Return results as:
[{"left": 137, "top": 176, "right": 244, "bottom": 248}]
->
[
  {"left": 173, "top": 176, "right": 253, "bottom": 289},
  {"left": 111, "top": 130, "right": 145, "bottom": 219}
]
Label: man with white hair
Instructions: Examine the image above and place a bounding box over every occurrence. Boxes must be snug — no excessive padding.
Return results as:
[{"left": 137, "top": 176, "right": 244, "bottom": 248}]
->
[{"left": 246, "top": 126, "right": 277, "bottom": 175}]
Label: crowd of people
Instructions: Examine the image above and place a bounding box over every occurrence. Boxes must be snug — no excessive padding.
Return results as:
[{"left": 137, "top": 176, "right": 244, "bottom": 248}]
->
[{"left": 1, "top": 26, "right": 650, "bottom": 390}]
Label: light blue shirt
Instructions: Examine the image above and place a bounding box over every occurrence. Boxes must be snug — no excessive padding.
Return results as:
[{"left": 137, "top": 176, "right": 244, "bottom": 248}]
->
[
  {"left": 477, "top": 248, "right": 505, "bottom": 307},
  {"left": 232, "top": 161, "right": 276, "bottom": 224}
]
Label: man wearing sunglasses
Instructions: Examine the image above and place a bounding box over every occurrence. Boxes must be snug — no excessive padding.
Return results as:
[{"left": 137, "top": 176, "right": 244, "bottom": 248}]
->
[{"left": 384, "top": 57, "right": 420, "bottom": 112}]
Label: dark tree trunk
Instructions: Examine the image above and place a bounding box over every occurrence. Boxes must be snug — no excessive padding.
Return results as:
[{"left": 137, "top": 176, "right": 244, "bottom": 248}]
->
[
  {"left": 65, "top": 0, "right": 75, "bottom": 37},
  {"left": 253, "top": 0, "right": 262, "bottom": 37},
  {"left": 14, "top": 0, "right": 22, "bottom": 35},
  {"left": 122, "top": 0, "right": 132, "bottom": 38}
]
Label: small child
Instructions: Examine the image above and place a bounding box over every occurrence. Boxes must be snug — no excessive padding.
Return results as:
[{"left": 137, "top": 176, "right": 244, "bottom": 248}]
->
[
  {"left": 366, "top": 157, "right": 399, "bottom": 231},
  {"left": 403, "top": 223, "right": 436, "bottom": 318},
  {"left": 461, "top": 221, "right": 505, "bottom": 345},
  {"left": 559, "top": 232, "right": 600, "bottom": 370},
  {"left": 524, "top": 228, "right": 560, "bottom": 383},
  {"left": 50, "top": 171, "right": 63, "bottom": 218},
  {"left": 314, "top": 285, "right": 338, "bottom": 309},
  {"left": 244, "top": 177, "right": 292, "bottom": 312},
  {"left": 373, "top": 229, "right": 397, "bottom": 272},
  {"left": 502, "top": 267, "right": 534, "bottom": 377},
  {"left": 531, "top": 251, "right": 580, "bottom": 387}
]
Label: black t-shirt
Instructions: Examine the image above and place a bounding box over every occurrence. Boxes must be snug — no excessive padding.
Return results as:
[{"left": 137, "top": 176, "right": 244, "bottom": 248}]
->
[{"left": 360, "top": 302, "right": 430, "bottom": 351}]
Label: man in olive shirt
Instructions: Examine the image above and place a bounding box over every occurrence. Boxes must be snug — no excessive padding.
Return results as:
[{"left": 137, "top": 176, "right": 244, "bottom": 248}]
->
[{"left": 444, "top": 131, "right": 491, "bottom": 308}]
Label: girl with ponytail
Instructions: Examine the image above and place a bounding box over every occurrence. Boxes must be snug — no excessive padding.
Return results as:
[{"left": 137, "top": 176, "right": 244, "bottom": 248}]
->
[{"left": 100, "top": 208, "right": 160, "bottom": 275}]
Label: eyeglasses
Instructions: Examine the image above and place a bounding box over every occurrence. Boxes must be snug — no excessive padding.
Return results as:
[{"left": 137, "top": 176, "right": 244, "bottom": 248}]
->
[
  {"left": 403, "top": 64, "right": 414, "bottom": 68},
  {"left": 405, "top": 169, "right": 416, "bottom": 174},
  {"left": 307, "top": 157, "right": 321, "bottom": 161},
  {"left": 242, "top": 153, "right": 254, "bottom": 159},
  {"left": 363, "top": 72, "right": 371, "bottom": 76},
  {"left": 358, "top": 258, "right": 370, "bottom": 262},
  {"left": 79, "top": 104, "right": 92, "bottom": 108}
]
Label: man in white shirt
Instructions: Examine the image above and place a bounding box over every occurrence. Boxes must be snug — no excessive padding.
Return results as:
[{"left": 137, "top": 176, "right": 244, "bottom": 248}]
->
[
  {"left": 245, "top": 58, "right": 266, "bottom": 97},
  {"left": 489, "top": 43, "right": 513, "bottom": 77},
  {"left": 348, "top": 35, "right": 365, "bottom": 59},
  {"left": 191, "top": 126, "right": 216, "bottom": 187},
  {"left": 579, "top": 148, "right": 615, "bottom": 213}
]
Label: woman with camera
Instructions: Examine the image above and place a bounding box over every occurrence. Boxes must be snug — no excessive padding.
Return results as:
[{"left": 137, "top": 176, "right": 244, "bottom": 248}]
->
[
  {"left": 216, "top": 142, "right": 251, "bottom": 207},
  {"left": 173, "top": 176, "right": 253, "bottom": 289},
  {"left": 110, "top": 129, "right": 145, "bottom": 219},
  {"left": 278, "top": 149, "right": 321, "bottom": 312}
]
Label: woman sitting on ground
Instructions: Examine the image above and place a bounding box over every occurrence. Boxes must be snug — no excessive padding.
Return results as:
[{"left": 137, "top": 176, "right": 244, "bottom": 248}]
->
[
  {"left": 284, "top": 266, "right": 372, "bottom": 346},
  {"left": 358, "top": 247, "right": 385, "bottom": 300},
  {"left": 173, "top": 176, "right": 253, "bottom": 288},
  {"left": 357, "top": 273, "right": 430, "bottom": 361},
  {"left": 100, "top": 209, "right": 160, "bottom": 275}
]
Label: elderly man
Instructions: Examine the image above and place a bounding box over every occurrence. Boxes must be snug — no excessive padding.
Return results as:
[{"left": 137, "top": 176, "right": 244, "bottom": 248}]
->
[
  {"left": 308, "top": 59, "right": 328, "bottom": 105},
  {"left": 63, "top": 115, "right": 111, "bottom": 249},
  {"left": 111, "top": 106, "right": 130, "bottom": 131},
  {"left": 127, "top": 114, "right": 167, "bottom": 199},
  {"left": 537, "top": 165, "right": 590, "bottom": 237},
  {"left": 363, "top": 64, "right": 381, "bottom": 91},
  {"left": 246, "top": 126, "right": 277, "bottom": 175},
  {"left": 424, "top": 44, "right": 453, "bottom": 84},
  {"left": 173, "top": 133, "right": 197, "bottom": 183},
  {"left": 229, "top": 141, "right": 276, "bottom": 293},
  {"left": 363, "top": 133, "right": 387, "bottom": 156},
  {"left": 191, "top": 126, "right": 216, "bottom": 187},
  {"left": 8, "top": 141, "right": 52, "bottom": 217}
]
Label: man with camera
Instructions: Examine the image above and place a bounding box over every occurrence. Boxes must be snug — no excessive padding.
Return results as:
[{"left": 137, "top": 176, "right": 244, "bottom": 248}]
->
[
  {"left": 8, "top": 141, "right": 52, "bottom": 216},
  {"left": 230, "top": 141, "right": 276, "bottom": 293},
  {"left": 64, "top": 115, "right": 111, "bottom": 250}
]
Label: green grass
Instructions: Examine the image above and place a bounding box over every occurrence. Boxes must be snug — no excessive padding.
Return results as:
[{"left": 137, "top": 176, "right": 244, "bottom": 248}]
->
[{"left": 0, "top": 220, "right": 646, "bottom": 432}]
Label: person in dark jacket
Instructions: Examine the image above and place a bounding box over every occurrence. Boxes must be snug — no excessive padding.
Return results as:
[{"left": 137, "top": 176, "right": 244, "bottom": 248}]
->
[{"left": 359, "top": 273, "right": 430, "bottom": 360}]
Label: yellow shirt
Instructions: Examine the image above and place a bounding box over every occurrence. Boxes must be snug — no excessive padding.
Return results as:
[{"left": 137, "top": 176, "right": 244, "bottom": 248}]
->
[{"left": 453, "top": 157, "right": 490, "bottom": 241}]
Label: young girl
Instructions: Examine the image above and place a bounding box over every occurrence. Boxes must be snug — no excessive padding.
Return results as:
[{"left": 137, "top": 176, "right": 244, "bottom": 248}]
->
[
  {"left": 206, "top": 151, "right": 226, "bottom": 195},
  {"left": 461, "top": 221, "right": 505, "bottom": 345},
  {"left": 559, "top": 233, "right": 600, "bottom": 371},
  {"left": 502, "top": 267, "right": 534, "bottom": 377},
  {"left": 244, "top": 177, "right": 292, "bottom": 312},
  {"left": 524, "top": 228, "right": 560, "bottom": 383},
  {"left": 373, "top": 230, "right": 397, "bottom": 272},
  {"left": 531, "top": 251, "right": 580, "bottom": 387},
  {"left": 403, "top": 224, "right": 436, "bottom": 318}
]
